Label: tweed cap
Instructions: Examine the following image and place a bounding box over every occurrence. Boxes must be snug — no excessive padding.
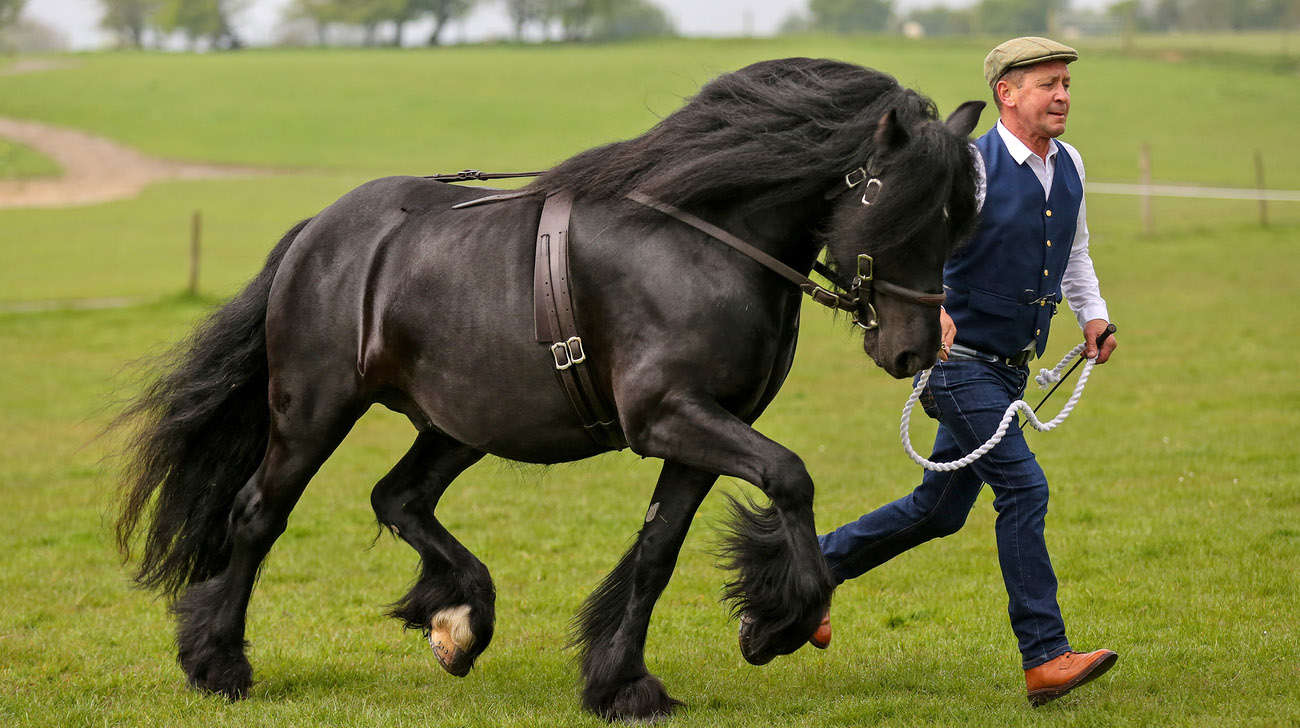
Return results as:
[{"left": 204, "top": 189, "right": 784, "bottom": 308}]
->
[{"left": 983, "top": 36, "right": 1078, "bottom": 87}]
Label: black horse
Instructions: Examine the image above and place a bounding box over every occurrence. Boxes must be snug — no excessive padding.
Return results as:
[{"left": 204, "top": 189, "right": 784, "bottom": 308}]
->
[{"left": 114, "top": 57, "right": 984, "bottom": 722}]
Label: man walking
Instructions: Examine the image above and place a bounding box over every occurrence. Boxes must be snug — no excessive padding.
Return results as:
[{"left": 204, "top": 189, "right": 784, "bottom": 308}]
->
[{"left": 815, "top": 37, "right": 1119, "bottom": 706}]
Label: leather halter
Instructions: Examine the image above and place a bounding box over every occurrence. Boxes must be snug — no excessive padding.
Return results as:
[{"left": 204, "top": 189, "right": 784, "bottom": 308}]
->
[{"left": 624, "top": 191, "right": 946, "bottom": 331}]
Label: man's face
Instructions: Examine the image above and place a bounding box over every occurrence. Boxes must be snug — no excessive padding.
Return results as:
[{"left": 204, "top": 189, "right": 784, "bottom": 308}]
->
[{"left": 1001, "top": 60, "right": 1071, "bottom": 140}]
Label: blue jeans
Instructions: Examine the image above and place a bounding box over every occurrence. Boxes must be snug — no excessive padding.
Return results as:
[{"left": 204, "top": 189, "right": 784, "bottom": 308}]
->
[{"left": 818, "top": 359, "right": 1071, "bottom": 669}]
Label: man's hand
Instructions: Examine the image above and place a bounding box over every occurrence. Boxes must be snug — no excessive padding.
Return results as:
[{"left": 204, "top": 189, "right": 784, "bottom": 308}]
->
[
  {"left": 1084, "top": 318, "right": 1117, "bottom": 364},
  {"left": 938, "top": 308, "right": 957, "bottom": 361}
]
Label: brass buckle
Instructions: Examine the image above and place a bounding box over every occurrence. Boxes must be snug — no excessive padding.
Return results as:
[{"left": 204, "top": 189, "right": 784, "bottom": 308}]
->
[
  {"left": 853, "top": 254, "right": 874, "bottom": 288},
  {"left": 552, "top": 336, "right": 586, "bottom": 371},
  {"left": 860, "top": 178, "right": 883, "bottom": 206}
]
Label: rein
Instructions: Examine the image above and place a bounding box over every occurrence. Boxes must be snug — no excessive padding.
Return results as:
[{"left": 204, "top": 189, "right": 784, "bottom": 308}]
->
[
  {"left": 624, "top": 190, "right": 946, "bottom": 331},
  {"left": 901, "top": 325, "right": 1116, "bottom": 471}
]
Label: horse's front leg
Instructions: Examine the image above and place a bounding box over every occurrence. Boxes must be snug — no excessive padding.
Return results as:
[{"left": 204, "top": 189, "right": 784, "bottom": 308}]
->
[
  {"left": 626, "top": 395, "right": 835, "bottom": 667},
  {"left": 576, "top": 461, "right": 715, "bottom": 722}
]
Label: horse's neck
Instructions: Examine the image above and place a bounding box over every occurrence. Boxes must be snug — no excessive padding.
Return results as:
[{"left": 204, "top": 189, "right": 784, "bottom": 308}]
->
[{"left": 715, "top": 198, "right": 825, "bottom": 274}]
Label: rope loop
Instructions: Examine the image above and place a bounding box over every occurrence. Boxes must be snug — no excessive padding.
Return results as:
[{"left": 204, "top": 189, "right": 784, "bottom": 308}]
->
[{"left": 901, "top": 342, "right": 1093, "bottom": 472}]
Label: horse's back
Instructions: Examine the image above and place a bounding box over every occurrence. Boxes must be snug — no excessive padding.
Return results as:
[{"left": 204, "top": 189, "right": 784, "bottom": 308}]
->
[{"left": 266, "top": 176, "right": 602, "bottom": 459}]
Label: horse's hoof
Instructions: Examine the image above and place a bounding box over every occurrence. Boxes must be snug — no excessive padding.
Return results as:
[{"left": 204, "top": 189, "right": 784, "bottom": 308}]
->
[
  {"left": 428, "top": 605, "right": 475, "bottom": 677},
  {"left": 428, "top": 628, "right": 472, "bottom": 677},
  {"left": 184, "top": 654, "right": 253, "bottom": 700},
  {"left": 737, "top": 614, "right": 775, "bottom": 666},
  {"left": 585, "top": 673, "right": 683, "bottom": 723}
]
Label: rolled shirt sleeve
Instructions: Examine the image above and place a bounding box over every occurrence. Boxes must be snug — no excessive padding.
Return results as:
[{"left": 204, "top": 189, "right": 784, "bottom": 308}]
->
[{"left": 1057, "top": 143, "right": 1110, "bottom": 329}]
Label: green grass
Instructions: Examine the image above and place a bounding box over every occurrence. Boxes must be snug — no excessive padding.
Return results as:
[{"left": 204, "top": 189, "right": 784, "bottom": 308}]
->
[
  {"left": 0, "top": 137, "right": 60, "bottom": 180},
  {"left": 1, "top": 36, "right": 1299, "bottom": 726},
  {"left": 1, "top": 36, "right": 1298, "bottom": 189}
]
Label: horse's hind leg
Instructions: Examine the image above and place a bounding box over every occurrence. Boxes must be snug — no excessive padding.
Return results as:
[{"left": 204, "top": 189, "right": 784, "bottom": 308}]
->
[
  {"left": 577, "top": 461, "right": 715, "bottom": 722},
  {"left": 369, "top": 431, "right": 491, "bottom": 677},
  {"left": 173, "top": 380, "right": 363, "bottom": 699}
]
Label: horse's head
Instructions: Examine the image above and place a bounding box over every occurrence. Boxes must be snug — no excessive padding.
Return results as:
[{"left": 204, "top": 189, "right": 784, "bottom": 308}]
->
[{"left": 824, "top": 100, "right": 985, "bottom": 378}]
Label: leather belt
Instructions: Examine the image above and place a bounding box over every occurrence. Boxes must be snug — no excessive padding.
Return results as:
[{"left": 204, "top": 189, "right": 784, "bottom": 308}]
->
[
  {"left": 947, "top": 343, "right": 1033, "bottom": 368},
  {"left": 533, "top": 191, "right": 626, "bottom": 450}
]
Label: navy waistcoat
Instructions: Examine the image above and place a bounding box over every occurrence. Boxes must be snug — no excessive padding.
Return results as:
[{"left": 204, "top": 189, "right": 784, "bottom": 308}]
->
[{"left": 944, "top": 127, "right": 1083, "bottom": 359}]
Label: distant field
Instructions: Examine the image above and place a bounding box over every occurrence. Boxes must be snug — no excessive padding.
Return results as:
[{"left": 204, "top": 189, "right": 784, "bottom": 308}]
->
[
  {"left": 0, "top": 35, "right": 1297, "bottom": 189},
  {"left": 1, "top": 36, "right": 1298, "bottom": 727},
  {"left": 1079, "top": 30, "right": 1300, "bottom": 60}
]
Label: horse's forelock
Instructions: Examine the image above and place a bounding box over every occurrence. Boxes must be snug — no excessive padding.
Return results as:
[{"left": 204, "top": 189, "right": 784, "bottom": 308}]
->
[{"left": 823, "top": 117, "right": 978, "bottom": 268}]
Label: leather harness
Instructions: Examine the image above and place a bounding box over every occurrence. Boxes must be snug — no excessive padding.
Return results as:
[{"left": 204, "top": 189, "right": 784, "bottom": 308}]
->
[
  {"left": 430, "top": 169, "right": 945, "bottom": 451},
  {"left": 531, "top": 190, "right": 626, "bottom": 450}
]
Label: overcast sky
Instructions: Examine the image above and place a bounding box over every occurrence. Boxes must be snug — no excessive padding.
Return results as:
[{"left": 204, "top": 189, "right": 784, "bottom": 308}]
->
[{"left": 24, "top": 0, "right": 1107, "bottom": 51}]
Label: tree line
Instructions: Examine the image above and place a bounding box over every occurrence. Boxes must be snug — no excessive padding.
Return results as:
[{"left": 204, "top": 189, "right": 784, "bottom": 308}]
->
[
  {"left": 95, "top": 0, "right": 673, "bottom": 50},
  {"left": 3, "top": 0, "right": 1296, "bottom": 54},
  {"left": 786, "top": 0, "right": 1299, "bottom": 36}
]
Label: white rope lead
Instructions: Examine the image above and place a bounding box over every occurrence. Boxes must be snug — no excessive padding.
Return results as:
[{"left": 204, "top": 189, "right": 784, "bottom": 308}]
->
[{"left": 901, "top": 342, "right": 1094, "bottom": 472}]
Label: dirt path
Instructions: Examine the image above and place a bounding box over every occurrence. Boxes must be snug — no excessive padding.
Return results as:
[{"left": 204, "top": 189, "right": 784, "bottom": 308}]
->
[{"left": 0, "top": 116, "right": 275, "bottom": 209}]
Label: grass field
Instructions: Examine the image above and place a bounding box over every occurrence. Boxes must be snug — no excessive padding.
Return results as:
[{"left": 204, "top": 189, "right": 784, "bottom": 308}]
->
[
  {"left": 1, "top": 35, "right": 1298, "bottom": 727},
  {"left": 0, "top": 137, "right": 60, "bottom": 180}
]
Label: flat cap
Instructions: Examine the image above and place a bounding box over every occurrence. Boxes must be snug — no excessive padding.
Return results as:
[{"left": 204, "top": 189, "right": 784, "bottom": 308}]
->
[{"left": 984, "top": 36, "right": 1078, "bottom": 87}]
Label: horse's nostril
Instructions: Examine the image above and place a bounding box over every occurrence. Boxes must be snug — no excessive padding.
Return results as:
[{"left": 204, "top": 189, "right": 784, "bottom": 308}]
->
[{"left": 895, "top": 352, "right": 923, "bottom": 376}]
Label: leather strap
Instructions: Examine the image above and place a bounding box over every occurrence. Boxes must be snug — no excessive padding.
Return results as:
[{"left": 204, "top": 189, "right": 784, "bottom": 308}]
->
[
  {"left": 625, "top": 191, "right": 859, "bottom": 313},
  {"left": 533, "top": 191, "right": 626, "bottom": 450},
  {"left": 451, "top": 190, "right": 535, "bottom": 209},
  {"left": 626, "top": 191, "right": 945, "bottom": 313}
]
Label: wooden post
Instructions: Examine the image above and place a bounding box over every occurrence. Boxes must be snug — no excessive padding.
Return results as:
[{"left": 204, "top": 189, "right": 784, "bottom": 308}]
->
[
  {"left": 189, "top": 210, "right": 201, "bottom": 296},
  {"left": 1255, "top": 150, "right": 1268, "bottom": 227},
  {"left": 1139, "top": 143, "right": 1153, "bottom": 236}
]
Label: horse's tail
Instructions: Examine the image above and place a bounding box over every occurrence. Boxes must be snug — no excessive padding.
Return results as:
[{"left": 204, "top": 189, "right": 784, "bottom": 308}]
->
[{"left": 112, "top": 219, "right": 311, "bottom": 599}]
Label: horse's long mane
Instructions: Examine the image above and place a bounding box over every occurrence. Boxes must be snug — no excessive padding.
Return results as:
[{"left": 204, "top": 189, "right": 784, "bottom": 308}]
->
[{"left": 528, "top": 57, "right": 938, "bottom": 210}]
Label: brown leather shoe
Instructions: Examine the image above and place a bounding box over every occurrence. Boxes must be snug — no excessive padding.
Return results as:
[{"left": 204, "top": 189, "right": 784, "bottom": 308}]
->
[
  {"left": 809, "top": 610, "right": 832, "bottom": 649},
  {"left": 1025, "top": 649, "right": 1118, "bottom": 706}
]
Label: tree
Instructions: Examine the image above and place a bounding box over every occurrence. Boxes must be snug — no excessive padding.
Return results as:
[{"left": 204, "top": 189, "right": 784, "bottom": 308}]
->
[
  {"left": 286, "top": 0, "right": 410, "bottom": 46},
  {"left": 285, "top": 0, "right": 343, "bottom": 45},
  {"left": 156, "top": 0, "right": 245, "bottom": 49},
  {"left": 420, "top": 0, "right": 476, "bottom": 46},
  {"left": 588, "top": 0, "right": 672, "bottom": 40},
  {"left": 809, "top": 0, "right": 893, "bottom": 34},
  {"left": 0, "top": 0, "right": 25, "bottom": 46},
  {"left": 906, "top": 5, "right": 975, "bottom": 35},
  {"left": 502, "top": 0, "right": 548, "bottom": 41},
  {"left": 975, "top": 0, "right": 1067, "bottom": 35},
  {"left": 100, "top": 0, "right": 161, "bottom": 49}
]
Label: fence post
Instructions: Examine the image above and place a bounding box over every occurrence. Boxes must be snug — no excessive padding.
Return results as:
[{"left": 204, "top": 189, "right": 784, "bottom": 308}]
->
[
  {"left": 1139, "top": 143, "right": 1153, "bottom": 235},
  {"left": 189, "top": 210, "right": 201, "bottom": 296},
  {"left": 1255, "top": 150, "right": 1268, "bottom": 227}
]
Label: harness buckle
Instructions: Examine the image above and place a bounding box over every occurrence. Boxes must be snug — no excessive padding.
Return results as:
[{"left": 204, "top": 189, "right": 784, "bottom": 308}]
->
[
  {"left": 853, "top": 254, "right": 874, "bottom": 288},
  {"left": 844, "top": 168, "right": 869, "bottom": 189},
  {"left": 805, "top": 284, "right": 852, "bottom": 310},
  {"left": 565, "top": 336, "right": 586, "bottom": 366},
  {"left": 860, "top": 178, "right": 883, "bottom": 206},
  {"left": 552, "top": 337, "right": 586, "bottom": 370}
]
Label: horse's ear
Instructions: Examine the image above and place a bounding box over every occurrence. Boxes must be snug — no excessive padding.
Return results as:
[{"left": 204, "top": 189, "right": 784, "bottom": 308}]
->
[
  {"left": 874, "top": 108, "right": 909, "bottom": 152},
  {"left": 945, "top": 100, "right": 986, "bottom": 139}
]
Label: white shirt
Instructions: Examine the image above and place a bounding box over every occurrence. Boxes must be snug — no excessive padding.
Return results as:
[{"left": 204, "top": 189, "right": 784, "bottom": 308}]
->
[{"left": 972, "top": 120, "right": 1110, "bottom": 331}]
